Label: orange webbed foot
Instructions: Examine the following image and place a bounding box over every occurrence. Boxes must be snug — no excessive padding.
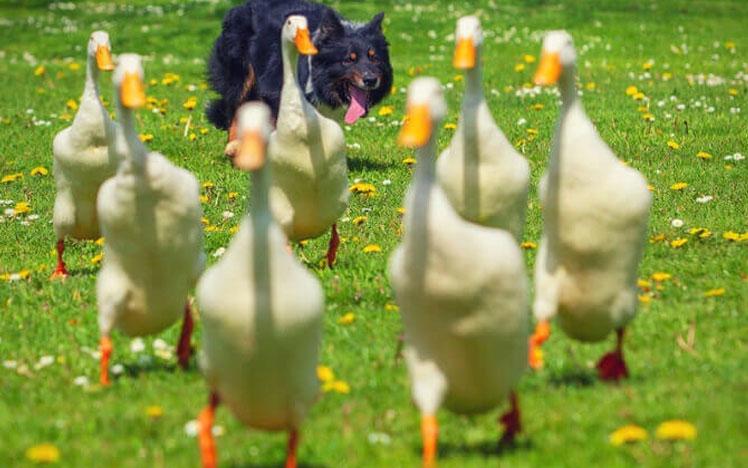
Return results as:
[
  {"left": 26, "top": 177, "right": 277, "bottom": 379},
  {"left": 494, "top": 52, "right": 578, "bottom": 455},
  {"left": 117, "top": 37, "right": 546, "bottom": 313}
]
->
[{"left": 529, "top": 320, "right": 551, "bottom": 370}]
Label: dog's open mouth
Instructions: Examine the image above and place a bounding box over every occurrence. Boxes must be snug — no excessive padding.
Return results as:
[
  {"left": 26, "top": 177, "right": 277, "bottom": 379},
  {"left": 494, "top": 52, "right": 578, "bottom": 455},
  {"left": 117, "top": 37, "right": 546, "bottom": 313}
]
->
[{"left": 344, "top": 84, "right": 369, "bottom": 125}]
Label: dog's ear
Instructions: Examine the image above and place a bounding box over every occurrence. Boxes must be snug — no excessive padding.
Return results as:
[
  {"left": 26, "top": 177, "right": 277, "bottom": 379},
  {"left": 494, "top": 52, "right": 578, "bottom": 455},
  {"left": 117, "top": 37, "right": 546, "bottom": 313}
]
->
[
  {"left": 318, "top": 9, "right": 344, "bottom": 40},
  {"left": 366, "top": 12, "right": 385, "bottom": 32}
]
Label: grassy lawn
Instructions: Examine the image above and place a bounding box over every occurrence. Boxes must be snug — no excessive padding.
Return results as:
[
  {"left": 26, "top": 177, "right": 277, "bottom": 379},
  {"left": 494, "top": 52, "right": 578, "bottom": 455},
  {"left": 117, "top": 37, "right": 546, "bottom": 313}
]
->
[{"left": 1, "top": 0, "right": 746, "bottom": 466}]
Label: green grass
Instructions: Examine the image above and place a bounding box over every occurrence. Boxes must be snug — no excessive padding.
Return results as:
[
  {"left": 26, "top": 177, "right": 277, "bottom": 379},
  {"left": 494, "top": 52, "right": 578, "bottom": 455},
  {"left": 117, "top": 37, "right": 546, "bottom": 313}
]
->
[{"left": 1, "top": 0, "right": 747, "bottom": 466}]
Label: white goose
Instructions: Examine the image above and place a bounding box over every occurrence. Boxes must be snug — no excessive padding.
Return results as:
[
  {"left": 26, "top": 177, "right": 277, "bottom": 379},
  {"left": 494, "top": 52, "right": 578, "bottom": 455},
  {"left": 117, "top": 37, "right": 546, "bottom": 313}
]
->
[
  {"left": 96, "top": 54, "right": 205, "bottom": 385},
  {"left": 196, "top": 102, "right": 324, "bottom": 468},
  {"left": 389, "top": 77, "right": 529, "bottom": 466},
  {"left": 268, "top": 15, "right": 349, "bottom": 267},
  {"left": 529, "top": 31, "right": 651, "bottom": 381},
  {"left": 51, "top": 31, "right": 116, "bottom": 278},
  {"left": 437, "top": 16, "right": 530, "bottom": 240}
]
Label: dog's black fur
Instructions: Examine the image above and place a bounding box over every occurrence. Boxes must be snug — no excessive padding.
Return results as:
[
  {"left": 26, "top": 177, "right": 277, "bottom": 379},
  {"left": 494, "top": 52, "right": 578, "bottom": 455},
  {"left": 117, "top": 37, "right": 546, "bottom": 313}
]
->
[{"left": 206, "top": 0, "right": 393, "bottom": 130}]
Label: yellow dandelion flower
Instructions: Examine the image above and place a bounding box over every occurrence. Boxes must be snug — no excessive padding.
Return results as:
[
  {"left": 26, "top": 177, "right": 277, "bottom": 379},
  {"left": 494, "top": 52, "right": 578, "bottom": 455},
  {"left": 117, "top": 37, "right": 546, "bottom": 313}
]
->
[
  {"left": 188, "top": 132, "right": 197, "bottom": 141},
  {"left": 94, "top": 237, "right": 105, "bottom": 246},
  {"left": 650, "top": 233, "right": 666, "bottom": 243},
  {"left": 662, "top": 72, "right": 673, "bottom": 81},
  {"left": 183, "top": 96, "right": 198, "bottom": 111},
  {"left": 91, "top": 253, "right": 104, "bottom": 265},
  {"left": 443, "top": 123, "right": 457, "bottom": 130},
  {"left": 14, "top": 202, "right": 31, "bottom": 215},
  {"left": 229, "top": 226, "right": 239, "bottom": 235},
  {"left": 338, "top": 312, "right": 356, "bottom": 325},
  {"left": 30, "top": 166, "right": 49, "bottom": 176},
  {"left": 667, "top": 140, "right": 680, "bottom": 150},
  {"left": 633, "top": 91, "right": 646, "bottom": 101},
  {"left": 642, "top": 60, "right": 654, "bottom": 70},
  {"left": 227, "top": 192, "right": 238, "bottom": 201},
  {"left": 66, "top": 99, "right": 78, "bottom": 111},
  {"left": 349, "top": 182, "right": 377, "bottom": 195},
  {"left": 34, "top": 65, "right": 46, "bottom": 77},
  {"left": 520, "top": 241, "right": 537, "bottom": 250},
  {"left": 585, "top": 81, "right": 597, "bottom": 90},
  {"left": 655, "top": 420, "right": 696, "bottom": 441},
  {"left": 139, "top": 133, "right": 154, "bottom": 143},
  {"left": 725, "top": 41, "right": 736, "bottom": 50},
  {"left": 2, "top": 173, "right": 23, "bottom": 183},
  {"left": 363, "top": 244, "right": 382, "bottom": 253},
  {"left": 25, "top": 443, "right": 60, "bottom": 463},
  {"left": 199, "top": 195, "right": 209, "bottom": 204},
  {"left": 316, "top": 365, "right": 334, "bottom": 383},
  {"left": 670, "top": 182, "right": 688, "bottom": 191},
  {"left": 609, "top": 424, "right": 648, "bottom": 446},
  {"left": 728, "top": 88, "right": 738, "bottom": 96},
  {"left": 199, "top": 127, "right": 209, "bottom": 135},
  {"left": 637, "top": 279, "right": 651, "bottom": 290},
  {"left": 531, "top": 103, "right": 544, "bottom": 111},
  {"left": 526, "top": 128, "right": 539, "bottom": 136},
  {"left": 204, "top": 225, "right": 220, "bottom": 233},
  {"left": 670, "top": 238, "right": 688, "bottom": 248},
  {"left": 161, "top": 73, "right": 180, "bottom": 86},
  {"left": 625, "top": 85, "right": 638, "bottom": 96},
  {"left": 384, "top": 303, "right": 399, "bottom": 312},
  {"left": 651, "top": 272, "right": 672, "bottom": 282},
  {"left": 523, "top": 54, "right": 536, "bottom": 63},
  {"left": 638, "top": 294, "right": 651, "bottom": 304},
  {"left": 202, "top": 181, "right": 215, "bottom": 190},
  {"left": 68, "top": 62, "right": 80, "bottom": 71},
  {"left": 696, "top": 151, "right": 712, "bottom": 160},
  {"left": 647, "top": 184, "right": 655, "bottom": 192},
  {"left": 514, "top": 63, "right": 526, "bottom": 72},
  {"left": 323, "top": 380, "right": 350, "bottom": 394},
  {"left": 377, "top": 106, "right": 395, "bottom": 117},
  {"left": 402, "top": 157, "right": 417, "bottom": 165},
  {"left": 722, "top": 231, "right": 741, "bottom": 241},
  {"left": 704, "top": 288, "right": 725, "bottom": 297},
  {"left": 352, "top": 216, "right": 367, "bottom": 226},
  {"left": 641, "top": 112, "right": 655, "bottom": 122},
  {"left": 396, "top": 207, "right": 406, "bottom": 215},
  {"left": 145, "top": 405, "right": 164, "bottom": 419}
]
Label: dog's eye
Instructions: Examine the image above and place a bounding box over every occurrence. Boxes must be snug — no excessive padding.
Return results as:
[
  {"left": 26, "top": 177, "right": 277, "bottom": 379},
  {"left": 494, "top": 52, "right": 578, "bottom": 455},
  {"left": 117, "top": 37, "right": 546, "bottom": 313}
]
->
[{"left": 344, "top": 52, "right": 357, "bottom": 64}]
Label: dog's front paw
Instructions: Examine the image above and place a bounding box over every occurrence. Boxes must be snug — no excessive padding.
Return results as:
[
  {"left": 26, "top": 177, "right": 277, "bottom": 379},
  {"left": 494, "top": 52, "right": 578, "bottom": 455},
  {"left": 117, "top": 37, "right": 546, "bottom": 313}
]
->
[{"left": 224, "top": 140, "right": 240, "bottom": 160}]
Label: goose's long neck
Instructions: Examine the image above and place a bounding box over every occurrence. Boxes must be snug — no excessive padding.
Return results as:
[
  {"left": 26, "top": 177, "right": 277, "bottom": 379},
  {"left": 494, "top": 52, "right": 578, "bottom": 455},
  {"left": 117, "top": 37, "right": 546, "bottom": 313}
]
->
[
  {"left": 409, "top": 131, "right": 438, "bottom": 242},
  {"left": 281, "top": 39, "right": 302, "bottom": 99},
  {"left": 116, "top": 100, "right": 146, "bottom": 171},
  {"left": 249, "top": 164, "right": 273, "bottom": 327},
  {"left": 549, "top": 65, "right": 578, "bottom": 172},
  {"left": 463, "top": 52, "right": 484, "bottom": 102},
  {"left": 249, "top": 165, "right": 272, "bottom": 228},
  {"left": 83, "top": 54, "right": 100, "bottom": 102}
]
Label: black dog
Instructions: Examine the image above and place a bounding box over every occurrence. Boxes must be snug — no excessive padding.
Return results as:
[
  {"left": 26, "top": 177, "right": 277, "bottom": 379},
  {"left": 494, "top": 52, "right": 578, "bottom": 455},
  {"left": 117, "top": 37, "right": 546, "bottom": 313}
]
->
[{"left": 206, "top": 0, "right": 393, "bottom": 139}]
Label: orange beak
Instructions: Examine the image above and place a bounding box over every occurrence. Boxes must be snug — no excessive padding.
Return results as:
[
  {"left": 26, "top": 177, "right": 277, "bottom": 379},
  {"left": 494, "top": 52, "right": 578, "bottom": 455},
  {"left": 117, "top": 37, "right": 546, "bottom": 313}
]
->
[
  {"left": 533, "top": 51, "right": 562, "bottom": 85},
  {"left": 453, "top": 37, "right": 476, "bottom": 70},
  {"left": 397, "top": 104, "right": 432, "bottom": 149},
  {"left": 294, "top": 28, "right": 318, "bottom": 55},
  {"left": 120, "top": 72, "right": 146, "bottom": 109},
  {"left": 96, "top": 45, "right": 114, "bottom": 71},
  {"left": 235, "top": 130, "right": 265, "bottom": 171}
]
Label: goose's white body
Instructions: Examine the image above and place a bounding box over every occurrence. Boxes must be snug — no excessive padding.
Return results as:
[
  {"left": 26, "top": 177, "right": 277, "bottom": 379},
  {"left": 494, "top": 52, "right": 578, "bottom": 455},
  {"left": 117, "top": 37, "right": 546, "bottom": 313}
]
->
[
  {"left": 267, "top": 28, "right": 348, "bottom": 241},
  {"left": 97, "top": 57, "right": 204, "bottom": 338},
  {"left": 53, "top": 40, "right": 118, "bottom": 241},
  {"left": 437, "top": 25, "right": 529, "bottom": 239},
  {"left": 533, "top": 41, "right": 651, "bottom": 342},
  {"left": 389, "top": 80, "right": 528, "bottom": 416},
  {"left": 198, "top": 103, "right": 323, "bottom": 432}
]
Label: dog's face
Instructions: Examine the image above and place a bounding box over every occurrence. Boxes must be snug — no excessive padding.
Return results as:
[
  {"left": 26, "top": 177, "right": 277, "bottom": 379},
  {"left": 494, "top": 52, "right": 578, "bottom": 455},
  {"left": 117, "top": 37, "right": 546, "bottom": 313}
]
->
[{"left": 311, "top": 11, "right": 393, "bottom": 124}]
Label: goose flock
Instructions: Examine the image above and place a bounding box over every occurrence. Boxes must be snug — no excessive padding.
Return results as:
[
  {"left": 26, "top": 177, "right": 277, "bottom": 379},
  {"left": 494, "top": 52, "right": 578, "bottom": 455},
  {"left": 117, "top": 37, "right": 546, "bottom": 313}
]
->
[{"left": 51, "top": 15, "right": 650, "bottom": 468}]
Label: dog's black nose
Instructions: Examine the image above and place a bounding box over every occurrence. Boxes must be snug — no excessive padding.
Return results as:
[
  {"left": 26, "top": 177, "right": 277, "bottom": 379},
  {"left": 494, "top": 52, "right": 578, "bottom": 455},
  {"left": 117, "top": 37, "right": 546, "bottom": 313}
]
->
[{"left": 363, "top": 76, "right": 379, "bottom": 88}]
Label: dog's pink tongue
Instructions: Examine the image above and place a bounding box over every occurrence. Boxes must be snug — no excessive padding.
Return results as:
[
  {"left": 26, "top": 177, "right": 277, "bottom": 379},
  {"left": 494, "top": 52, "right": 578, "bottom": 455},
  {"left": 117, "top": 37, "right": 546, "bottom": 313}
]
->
[{"left": 345, "top": 86, "right": 368, "bottom": 125}]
